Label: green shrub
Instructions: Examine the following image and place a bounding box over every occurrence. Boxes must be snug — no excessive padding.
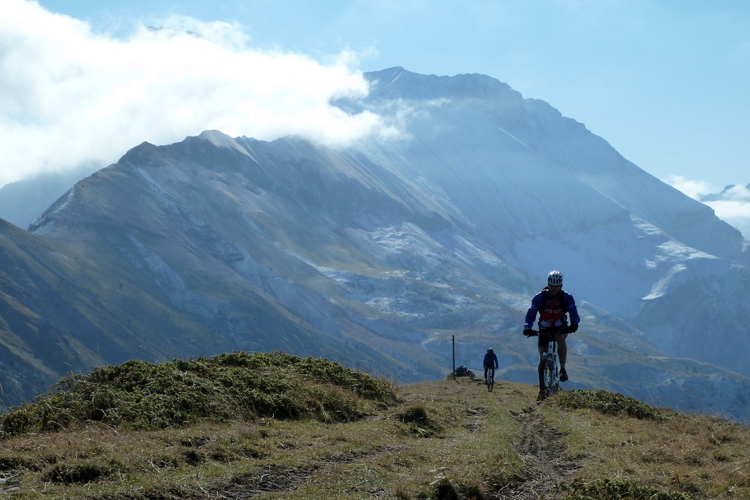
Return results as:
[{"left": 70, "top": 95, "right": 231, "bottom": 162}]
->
[{"left": 0, "top": 352, "right": 397, "bottom": 436}]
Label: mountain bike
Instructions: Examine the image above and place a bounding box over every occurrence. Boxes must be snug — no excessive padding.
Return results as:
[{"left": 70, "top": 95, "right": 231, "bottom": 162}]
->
[
  {"left": 526, "top": 328, "right": 565, "bottom": 400},
  {"left": 484, "top": 366, "right": 495, "bottom": 392}
]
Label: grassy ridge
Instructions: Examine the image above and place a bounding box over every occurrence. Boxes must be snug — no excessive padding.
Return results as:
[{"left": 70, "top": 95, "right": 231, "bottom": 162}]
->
[
  {"left": 1, "top": 352, "right": 396, "bottom": 435},
  {"left": 0, "top": 353, "right": 749, "bottom": 499}
]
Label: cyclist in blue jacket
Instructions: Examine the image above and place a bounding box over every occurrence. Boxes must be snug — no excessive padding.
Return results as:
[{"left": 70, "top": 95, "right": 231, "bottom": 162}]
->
[
  {"left": 523, "top": 270, "right": 580, "bottom": 391},
  {"left": 483, "top": 348, "right": 498, "bottom": 383}
]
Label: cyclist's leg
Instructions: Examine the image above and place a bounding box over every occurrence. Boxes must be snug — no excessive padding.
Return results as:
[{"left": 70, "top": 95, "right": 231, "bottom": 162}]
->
[
  {"left": 556, "top": 333, "right": 568, "bottom": 365},
  {"left": 556, "top": 332, "right": 569, "bottom": 380}
]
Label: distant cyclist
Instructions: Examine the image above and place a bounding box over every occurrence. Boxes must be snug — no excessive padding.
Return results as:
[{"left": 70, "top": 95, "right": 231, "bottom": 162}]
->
[
  {"left": 483, "top": 348, "right": 498, "bottom": 383},
  {"left": 523, "top": 270, "right": 580, "bottom": 396}
]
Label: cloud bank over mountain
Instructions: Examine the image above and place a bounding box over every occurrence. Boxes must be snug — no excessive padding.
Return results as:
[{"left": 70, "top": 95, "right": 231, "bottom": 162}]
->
[
  {"left": 1, "top": 0, "right": 396, "bottom": 187},
  {"left": 667, "top": 176, "right": 750, "bottom": 240},
  {"left": 4, "top": 0, "right": 749, "bottom": 239}
]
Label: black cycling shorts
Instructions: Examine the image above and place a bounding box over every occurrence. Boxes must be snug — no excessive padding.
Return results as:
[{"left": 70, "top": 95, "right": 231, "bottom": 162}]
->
[{"left": 538, "top": 329, "right": 567, "bottom": 348}]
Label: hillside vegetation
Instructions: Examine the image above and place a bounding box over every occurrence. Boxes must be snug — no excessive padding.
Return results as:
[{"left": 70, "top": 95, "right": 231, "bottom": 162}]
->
[{"left": 0, "top": 352, "right": 748, "bottom": 499}]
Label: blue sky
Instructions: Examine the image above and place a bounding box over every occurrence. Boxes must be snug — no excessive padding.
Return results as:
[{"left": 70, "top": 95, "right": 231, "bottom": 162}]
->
[{"left": 5, "top": 1, "right": 750, "bottom": 207}]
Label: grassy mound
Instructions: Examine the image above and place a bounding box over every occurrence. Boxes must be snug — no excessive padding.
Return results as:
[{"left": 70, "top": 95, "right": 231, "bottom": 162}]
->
[
  {"left": 553, "top": 389, "right": 673, "bottom": 421},
  {"left": 1, "top": 351, "right": 396, "bottom": 436}
]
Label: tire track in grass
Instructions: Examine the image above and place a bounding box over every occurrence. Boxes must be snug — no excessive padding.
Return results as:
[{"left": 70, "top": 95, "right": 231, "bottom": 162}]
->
[{"left": 498, "top": 405, "right": 580, "bottom": 499}]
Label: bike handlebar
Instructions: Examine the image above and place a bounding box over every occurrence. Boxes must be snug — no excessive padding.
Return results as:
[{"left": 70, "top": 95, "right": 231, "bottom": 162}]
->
[{"left": 524, "top": 327, "right": 572, "bottom": 337}]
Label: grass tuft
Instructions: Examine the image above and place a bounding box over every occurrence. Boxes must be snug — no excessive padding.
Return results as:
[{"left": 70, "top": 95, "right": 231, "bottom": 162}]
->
[
  {"left": 430, "top": 477, "right": 486, "bottom": 500},
  {"left": 43, "top": 459, "right": 121, "bottom": 484},
  {"left": 554, "top": 478, "right": 691, "bottom": 499},
  {"left": 399, "top": 403, "right": 429, "bottom": 424},
  {"left": 398, "top": 403, "right": 442, "bottom": 437}
]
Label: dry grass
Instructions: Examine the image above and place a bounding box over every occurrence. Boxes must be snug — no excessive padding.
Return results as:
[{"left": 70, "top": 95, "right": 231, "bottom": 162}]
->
[
  {"left": 547, "top": 392, "right": 750, "bottom": 499},
  {"left": 1, "top": 355, "right": 750, "bottom": 499}
]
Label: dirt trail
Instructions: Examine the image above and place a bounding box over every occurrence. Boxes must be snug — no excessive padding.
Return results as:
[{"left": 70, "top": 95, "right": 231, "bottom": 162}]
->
[
  {"left": 199, "top": 379, "right": 581, "bottom": 499},
  {"left": 494, "top": 405, "right": 581, "bottom": 499}
]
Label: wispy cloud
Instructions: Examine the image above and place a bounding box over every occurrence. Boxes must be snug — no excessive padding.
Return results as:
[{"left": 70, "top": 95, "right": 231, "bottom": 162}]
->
[
  {"left": 663, "top": 175, "right": 716, "bottom": 200},
  {"left": 0, "top": 1, "right": 393, "bottom": 187},
  {"left": 666, "top": 176, "right": 750, "bottom": 240}
]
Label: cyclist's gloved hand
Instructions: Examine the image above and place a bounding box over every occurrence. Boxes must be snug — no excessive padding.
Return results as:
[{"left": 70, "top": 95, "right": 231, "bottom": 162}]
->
[
  {"left": 567, "top": 323, "right": 578, "bottom": 333},
  {"left": 523, "top": 328, "right": 534, "bottom": 336}
]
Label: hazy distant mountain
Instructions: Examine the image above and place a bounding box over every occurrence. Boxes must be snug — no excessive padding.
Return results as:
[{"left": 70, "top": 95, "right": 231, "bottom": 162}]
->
[
  {"left": 0, "top": 216, "right": 238, "bottom": 406},
  {"left": 3, "top": 68, "right": 750, "bottom": 422},
  {"left": 0, "top": 165, "right": 99, "bottom": 230},
  {"left": 700, "top": 183, "right": 750, "bottom": 202}
]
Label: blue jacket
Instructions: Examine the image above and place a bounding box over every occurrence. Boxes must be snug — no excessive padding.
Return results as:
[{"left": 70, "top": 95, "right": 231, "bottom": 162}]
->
[
  {"left": 483, "top": 352, "right": 498, "bottom": 368},
  {"left": 524, "top": 289, "right": 580, "bottom": 330}
]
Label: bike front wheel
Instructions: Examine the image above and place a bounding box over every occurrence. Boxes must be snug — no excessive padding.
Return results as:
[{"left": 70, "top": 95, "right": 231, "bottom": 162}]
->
[{"left": 542, "top": 359, "right": 557, "bottom": 397}]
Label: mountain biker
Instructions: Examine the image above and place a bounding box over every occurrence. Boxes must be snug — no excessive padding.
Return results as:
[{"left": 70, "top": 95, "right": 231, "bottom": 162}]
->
[
  {"left": 523, "top": 270, "right": 580, "bottom": 399},
  {"left": 483, "top": 348, "right": 498, "bottom": 383}
]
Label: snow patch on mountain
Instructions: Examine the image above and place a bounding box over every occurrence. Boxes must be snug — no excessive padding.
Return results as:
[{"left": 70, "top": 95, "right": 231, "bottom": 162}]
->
[
  {"left": 643, "top": 264, "right": 687, "bottom": 300},
  {"left": 137, "top": 167, "right": 169, "bottom": 197},
  {"left": 29, "top": 188, "right": 76, "bottom": 235}
]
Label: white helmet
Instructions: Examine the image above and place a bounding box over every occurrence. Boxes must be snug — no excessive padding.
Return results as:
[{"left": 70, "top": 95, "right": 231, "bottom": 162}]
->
[{"left": 547, "top": 270, "right": 563, "bottom": 286}]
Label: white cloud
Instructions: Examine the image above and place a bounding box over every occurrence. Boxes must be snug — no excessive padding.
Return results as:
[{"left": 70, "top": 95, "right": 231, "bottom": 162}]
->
[
  {"left": 667, "top": 176, "right": 750, "bottom": 240},
  {"left": 706, "top": 199, "right": 750, "bottom": 241},
  {"left": 703, "top": 185, "right": 750, "bottom": 240},
  {"left": 714, "top": 184, "right": 750, "bottom": 202},
  {"left": 663, "top": 175, "right": 715, "bottom": 200},
  {"left": 0, "top": 0, "right": 392, "bottom": 187}
]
